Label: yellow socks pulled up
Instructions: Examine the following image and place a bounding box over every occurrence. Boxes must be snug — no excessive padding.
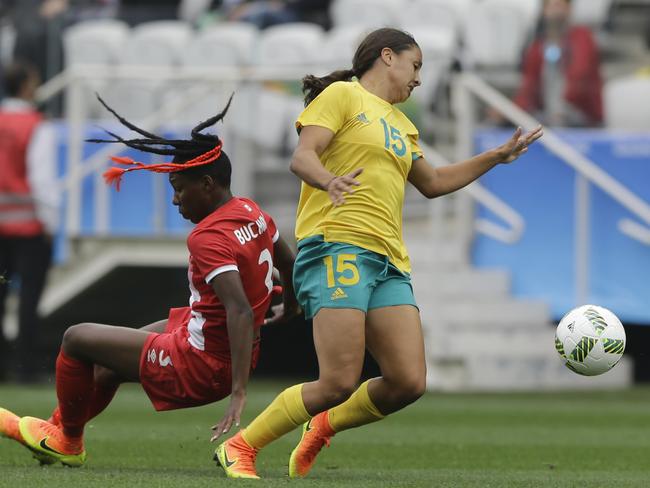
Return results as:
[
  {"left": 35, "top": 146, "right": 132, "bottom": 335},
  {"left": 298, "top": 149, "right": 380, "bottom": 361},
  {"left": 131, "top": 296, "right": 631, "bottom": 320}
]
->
[
  {"left": 240, "top": 380, "right": 386, "bottom": 449},
  {"left": 327, "top": 379, "right": 385, "bottom": 432},
  {"left": 241, "top": 384, "right": 310, "bottom": 449}
]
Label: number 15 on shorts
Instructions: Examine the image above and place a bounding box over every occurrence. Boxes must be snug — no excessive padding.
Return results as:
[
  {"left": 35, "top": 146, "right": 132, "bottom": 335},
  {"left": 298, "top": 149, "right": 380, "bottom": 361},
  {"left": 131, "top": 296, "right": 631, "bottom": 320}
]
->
[{"left": 323, "top": 254, "right": 360, "bottom": 288}]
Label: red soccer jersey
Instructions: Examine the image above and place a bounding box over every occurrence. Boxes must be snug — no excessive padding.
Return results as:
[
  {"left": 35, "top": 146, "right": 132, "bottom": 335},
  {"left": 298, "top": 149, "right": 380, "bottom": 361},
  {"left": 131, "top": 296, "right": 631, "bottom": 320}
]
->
[{"left": 184, "top": 197, "right": 278, "bottom": 356}]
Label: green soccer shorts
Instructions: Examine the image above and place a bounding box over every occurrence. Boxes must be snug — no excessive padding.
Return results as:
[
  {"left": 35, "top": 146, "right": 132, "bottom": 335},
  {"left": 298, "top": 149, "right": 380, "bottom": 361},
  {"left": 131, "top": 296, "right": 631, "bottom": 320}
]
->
[{"left": 293, "top": 235, "right": 418, "bottom": 320}]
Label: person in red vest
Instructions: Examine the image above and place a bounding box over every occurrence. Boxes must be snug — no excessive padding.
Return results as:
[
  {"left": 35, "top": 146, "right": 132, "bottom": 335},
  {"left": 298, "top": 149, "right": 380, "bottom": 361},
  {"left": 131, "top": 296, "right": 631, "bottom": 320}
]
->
[
  {"left": 514, "top": 0, "right": 603, "bottom": 127},
  {"left": 0, "top": 61, "right": 59, "bottom": 382}
]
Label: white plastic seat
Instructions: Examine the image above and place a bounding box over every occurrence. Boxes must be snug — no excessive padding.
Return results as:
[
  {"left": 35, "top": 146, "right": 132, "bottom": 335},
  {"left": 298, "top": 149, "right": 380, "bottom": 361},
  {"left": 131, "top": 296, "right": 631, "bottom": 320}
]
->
[
  {"left": 101, "top": 21, "right": 193, "bottom": 121},
  {"left": 604, "top": 76, "right": 650, "bottom": 130},
  {"left": 178, "top": 0, "right": 213, "bottom": 24},
  {"left": 408, "top": 27, "right": 456, "bottom": 108},
  {"left": 463, "top": 0, "right": 530, "bottom": 67},
  {"left": 398, "top": 0, "right": 473, "bottom": 33},
  {"left": 174, "top": 23, "right": 258, "bottom": 124},
  {"left": 571, "top": 0, "right": 613, "bottom": 28},
  {"left": 229, "top": 86, "right": 303, "bottom": 153},
  {"left": 184, "top": 22, "right": 258, "bottom": 67},
  {"left": 257, "top": 23, "right": 324, "bottom": 66},
  {"left": 63, "top": 19, "right": 129, "bottom": 66},
  {"left": 125, "top": 21, "right": 193, "bottom": 66},
  {"left": 330, "top": 0, "right": 404, "bottom": 29},
  {"left": 254, "top": 89, "right": 298, "bottom": 151},
  {"left": 516, "top": 0, "right": 543, "bottom": 32},
  {"left": 63, "top": 20, "right": 130, "bottom": 118},
  {"left": 320, "top": 25, "right": 369, "bottom": 67},
  {"left": 484, "top": 0, "right": 541, "bottom": 34}
]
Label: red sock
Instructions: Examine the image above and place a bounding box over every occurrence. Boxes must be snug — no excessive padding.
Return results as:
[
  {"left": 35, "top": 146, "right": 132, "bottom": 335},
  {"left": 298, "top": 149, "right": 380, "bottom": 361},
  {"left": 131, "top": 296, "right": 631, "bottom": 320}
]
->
[
  {"left": 86, "top": 380, "right": 119, "bottom": 420},
  {"left": 48, "top": 407, "right": 61, "bottom": 426},
  {"left": 55, "top": 349, "right": 94, "bottom": 439},
  {"left": 48, "top": 381, "right": 119, "bottom": 427}
]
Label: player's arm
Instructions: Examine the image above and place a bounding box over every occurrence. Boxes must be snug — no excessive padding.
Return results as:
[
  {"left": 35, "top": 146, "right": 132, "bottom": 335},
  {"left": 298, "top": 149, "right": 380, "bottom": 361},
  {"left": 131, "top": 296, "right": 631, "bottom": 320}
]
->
[
  {"left": 408, "top": 126, "right": 543, "bottom": 199},
  {"left": 265, "top": 235, "right": 301, "bottom": 325},
  {"left": 290, "top": 125, "right": 362, "bottom": 206},
  {"left": 209, "top": 270, "right": 254, "bottom": 441}
]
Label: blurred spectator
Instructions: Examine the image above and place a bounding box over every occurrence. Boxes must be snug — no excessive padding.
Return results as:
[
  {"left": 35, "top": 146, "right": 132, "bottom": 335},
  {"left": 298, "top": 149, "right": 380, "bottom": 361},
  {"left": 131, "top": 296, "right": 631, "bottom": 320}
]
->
[
  {"left": 513, "top": 0, "right": 603, "bottom": 127},
  {"left": 0, "top": 62, "right": 58, "bottom": 382},
  {"left": 4, "top": 1, "right": 118, "bottom": 114},
  {"left": 71, "top": 0, "right": 119, "bottom": 22},
  {"left": 222, "top": 0, "right": 331, "bottom": 29},
  {"left": 118, "top": 0, "right": 182, "bottom": 25},
  {"left": 11, "top": 0, "right": 68, "bottom": 84}
]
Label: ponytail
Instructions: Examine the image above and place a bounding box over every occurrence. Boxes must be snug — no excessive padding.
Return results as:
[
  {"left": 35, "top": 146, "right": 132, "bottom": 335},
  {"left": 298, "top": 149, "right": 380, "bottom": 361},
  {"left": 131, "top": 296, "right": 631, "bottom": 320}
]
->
[
  {"left": 301, "top": 29, "right": 418, "bottom": 107},
  {"left": 301, "top": 68, "right": 355, "bottom": 106}
]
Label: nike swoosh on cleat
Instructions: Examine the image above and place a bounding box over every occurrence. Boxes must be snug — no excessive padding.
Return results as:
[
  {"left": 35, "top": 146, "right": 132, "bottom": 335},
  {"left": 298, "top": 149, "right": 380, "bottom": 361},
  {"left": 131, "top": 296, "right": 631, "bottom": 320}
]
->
[
  {"left": 222, "top": 448, "right": 236, "bottom": 468},
  {"left": 39, "top": 438, "right": 64, "bottom": 456}
]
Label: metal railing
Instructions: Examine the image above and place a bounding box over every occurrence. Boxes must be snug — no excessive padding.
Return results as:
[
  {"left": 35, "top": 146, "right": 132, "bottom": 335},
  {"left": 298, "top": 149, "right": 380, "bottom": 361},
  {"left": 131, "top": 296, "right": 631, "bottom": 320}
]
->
[
  {"left": 454, "top": 72, "right": 650, "bottom": 305},
  {"left": 419, "top": 141, "right": 525, "bottom": 244}
]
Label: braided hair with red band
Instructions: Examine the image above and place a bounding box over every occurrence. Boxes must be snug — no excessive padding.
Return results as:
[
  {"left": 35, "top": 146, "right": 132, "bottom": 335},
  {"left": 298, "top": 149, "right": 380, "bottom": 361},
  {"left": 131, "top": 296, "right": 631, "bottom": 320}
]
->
[{"left": 88, "top": 94, "right": 233, "bottom": 191}]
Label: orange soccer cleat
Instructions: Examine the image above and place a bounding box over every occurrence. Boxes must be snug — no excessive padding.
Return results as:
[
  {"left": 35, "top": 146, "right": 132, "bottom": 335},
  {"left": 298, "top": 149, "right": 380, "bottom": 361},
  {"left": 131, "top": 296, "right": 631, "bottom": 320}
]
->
[
  {"left": 18, "top": 416, "right": 86, "bottom": 467},
  {"left": 0, "top": 407, "right": 24, "bottom": 443},
  {"left": 214, "top": 431, "right": 260, "bottom": 479},
  {"left": 288, "top": 411, "right": 335, "bottom": 478},
  {"left": 0, "top": 407, "right": 57, "bottom": 465}
]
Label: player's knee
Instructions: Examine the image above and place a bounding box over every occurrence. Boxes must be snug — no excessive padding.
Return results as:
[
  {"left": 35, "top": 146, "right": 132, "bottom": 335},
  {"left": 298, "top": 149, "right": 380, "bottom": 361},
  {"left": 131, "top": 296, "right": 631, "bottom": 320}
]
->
[
  {"left": 319, "top": 378, "right": 357, "bottom": 407},
  {"left": 94, "top": 365, "right": 122, "bottom": 387},
  {"left": 394, "top": 375, "right": 426, "bottom": 404},
  {"left": 61, "top": 323, "right": 92, "bottom": 355}
]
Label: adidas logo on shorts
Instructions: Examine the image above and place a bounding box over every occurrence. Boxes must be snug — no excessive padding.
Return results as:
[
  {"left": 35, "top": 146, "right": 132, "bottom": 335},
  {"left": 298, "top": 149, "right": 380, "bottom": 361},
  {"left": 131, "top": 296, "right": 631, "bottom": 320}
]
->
[{"left": 330, "top": 287, "right": 348, "bottom": 300}]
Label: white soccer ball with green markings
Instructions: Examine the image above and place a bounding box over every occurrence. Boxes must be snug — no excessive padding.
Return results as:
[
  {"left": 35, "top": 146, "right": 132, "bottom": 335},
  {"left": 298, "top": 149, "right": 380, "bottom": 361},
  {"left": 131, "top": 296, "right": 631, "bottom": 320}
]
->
[{"left": 555, "top": 305, "right": 626, "bottom": 376}]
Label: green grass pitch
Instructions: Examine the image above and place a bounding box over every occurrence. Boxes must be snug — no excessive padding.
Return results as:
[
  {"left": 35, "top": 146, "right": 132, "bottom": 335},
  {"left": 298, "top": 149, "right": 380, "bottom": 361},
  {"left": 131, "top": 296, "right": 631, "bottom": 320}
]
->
[{"left": 2, "top": 381, "right": 650, "bottom": 487}]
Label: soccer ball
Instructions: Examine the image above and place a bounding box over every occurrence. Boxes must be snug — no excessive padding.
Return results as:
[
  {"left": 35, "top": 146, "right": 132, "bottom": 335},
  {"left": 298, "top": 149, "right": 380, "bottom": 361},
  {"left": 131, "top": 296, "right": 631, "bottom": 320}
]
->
[{"left": 555, "top": 305, "right": 626, "bottom": 376}]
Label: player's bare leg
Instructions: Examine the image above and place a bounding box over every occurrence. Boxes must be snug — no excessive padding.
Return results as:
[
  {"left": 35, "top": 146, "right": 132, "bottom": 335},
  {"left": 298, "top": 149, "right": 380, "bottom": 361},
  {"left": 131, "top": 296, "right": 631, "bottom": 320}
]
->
[
  {"left": 49, "top": 319, "right": 169, "bottom": 427},
  {"left": 364, "top": 305, "right": 427, "bottom": 414},
  {"left": 18, "top": 322, "right": 155, "bottom": 466},
  {"left": 301, "top": 308, "right": 367, "bottom": 413},
  {"left": 290, "top": 306, "right": 426, "bottom": 477},
  {"left": 219, "top": 308, "right": 366, "bottom": 479},
  {"left": 286, "top": 308, "right": 366, "bottom": 477},
  {"left": 2, "top": 319, "right": 166, "bottom": 465}
]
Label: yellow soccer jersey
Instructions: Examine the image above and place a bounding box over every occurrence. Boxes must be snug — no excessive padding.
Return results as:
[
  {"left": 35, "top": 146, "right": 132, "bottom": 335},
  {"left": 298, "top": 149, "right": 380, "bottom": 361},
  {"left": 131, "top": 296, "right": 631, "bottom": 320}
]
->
[{"left": 295, "top": 80, "right": 424, "bottom": 273}]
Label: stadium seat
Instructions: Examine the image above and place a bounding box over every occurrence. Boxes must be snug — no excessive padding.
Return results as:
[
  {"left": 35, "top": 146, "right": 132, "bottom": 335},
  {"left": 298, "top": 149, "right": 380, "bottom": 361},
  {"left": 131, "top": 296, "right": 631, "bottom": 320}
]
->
[
  {"left": 101, "top": 21, "right": 193, "bottom": 121},
  {"left": 492, "top": 0, "right": 542, "bottom": 33},
  {"left": 463, "top": 0, "right": 530, "bottom": 67},
  {"left": 184, "top": 22, "right": 258, "bottom": 67},
  {"left": 571, "top": 0, "right": 613, "bottom": 28},
  {"left": 521, "top": 0, "right": 543, "bottom": 29},
  {"left": 330, "top": 0, "right": 404, "bottom": 29},
  {"left": 604, "top": 76, "right": 650, "bottom": 130},
  {"left": 248, "top": 24, "right": 324, "bottom": 152},
  {"left": 63, "top": 20, "right": 130, "bottom": 118},
  {"left": 125, "top": 21, "right": 193, "bottom": 67},
  {"left": 257, "top": 23, "right": 324, "bottom": 66},
  {"left": 176, "top": 23, "right": 259, "bottom": 123},
  {"left": 178, "top": 0, "right": 213, "bottom": 24},
  {"left": 398, "top": 0, "right": 474, "bottom": 34},
  {"left": 63, "top": 19, "right": 130, "bottom": 67},
  {"left": 408, "top": 27, "right": 456, "bottom": 108},
  {"left": 252, "top": 89, "right": 301, "bottom": 152},
  {"left": 320, "top": 25, "right": 369, "bottom": 68}
]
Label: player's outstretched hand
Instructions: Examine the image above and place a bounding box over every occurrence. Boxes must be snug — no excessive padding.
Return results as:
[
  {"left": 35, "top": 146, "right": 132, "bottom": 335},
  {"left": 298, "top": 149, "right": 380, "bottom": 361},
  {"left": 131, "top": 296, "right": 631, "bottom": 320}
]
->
[
  {"left": 495, "top": 125, "right": 544, "bottom": 164},
  {"left": 210, "top": 391, "right": 246, "bottom": 442},
  {"left": 264, "top": 302, "right": 302, "bottom": 326},
  {"left": 326, "top": 168, "right": 363, "bottom": 206}
]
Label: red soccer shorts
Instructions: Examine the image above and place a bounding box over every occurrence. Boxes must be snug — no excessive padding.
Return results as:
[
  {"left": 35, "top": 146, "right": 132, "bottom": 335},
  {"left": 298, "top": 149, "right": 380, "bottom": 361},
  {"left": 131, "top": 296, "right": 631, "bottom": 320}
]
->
[{"left": 139, "top": 307, "right": 260, "bottom": 411}]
